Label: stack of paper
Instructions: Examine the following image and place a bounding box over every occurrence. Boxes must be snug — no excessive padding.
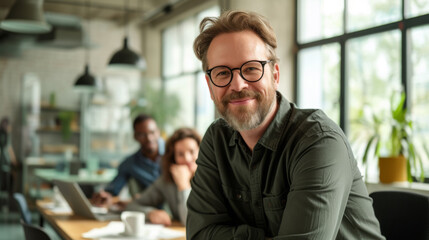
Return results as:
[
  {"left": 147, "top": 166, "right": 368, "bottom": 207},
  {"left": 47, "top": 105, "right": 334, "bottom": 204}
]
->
[{"left": 82, "top": 222, "right": 185, "bottom": 240}]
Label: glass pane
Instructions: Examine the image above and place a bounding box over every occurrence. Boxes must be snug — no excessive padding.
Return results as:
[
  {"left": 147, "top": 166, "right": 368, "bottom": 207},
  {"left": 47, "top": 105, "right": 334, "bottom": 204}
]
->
[
  {"left": 347, "top": 30, "right": 401, "bottom": 177},
  {"left": 162, "top": 25, "right": 181, "bottom": 77},
  {"left": 297, "top": 0, "right": 344, "bottom": 43},
  {"left": 195, "top": 71, "right": 214, "bottom": 135},
  {"left": 195, "top": 6, "right": 221, "bottom": 71},
  {"left": 406, "top": 0, "right": 429, "bottom": 18},
  {"left": 196, "top": 5, "right": 221, "bottom": 25},
  {"left": 409, "top": 25, "right": 429, "bottom": 174},
  {"left": 297, "top": 43, "right": 341, "bottom": 124},
  {"left": 164, "top": 75, "right": 195, "bottom": 133},
  {"left": 181, "top": 17, "right": 198, "bottom": 73},
  {"left": 347, "top": 0, "right": 401, "bottom": 32}
]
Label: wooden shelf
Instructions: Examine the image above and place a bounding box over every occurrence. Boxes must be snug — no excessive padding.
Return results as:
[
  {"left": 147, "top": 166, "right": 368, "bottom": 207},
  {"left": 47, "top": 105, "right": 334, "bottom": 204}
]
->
[
  {"left": 41, "top": 144, "right": 79, "bottom": 154},
  {"left": 37, "top": 127, "right": 80, "bottom": 134},
  {"left": 40, "top": 104, "right": 80, "bottom": 113}
]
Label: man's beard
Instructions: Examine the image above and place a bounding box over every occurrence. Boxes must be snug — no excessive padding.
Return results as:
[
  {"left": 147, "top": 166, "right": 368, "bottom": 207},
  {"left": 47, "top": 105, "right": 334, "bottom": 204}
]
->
[{"left": 215, "top": 84, "right": 276, "bottom": 131}]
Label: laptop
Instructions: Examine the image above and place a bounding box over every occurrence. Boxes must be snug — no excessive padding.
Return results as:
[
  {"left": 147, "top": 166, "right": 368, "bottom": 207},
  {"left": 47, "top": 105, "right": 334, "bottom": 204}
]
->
[{"left": 53, "top": 179, "right": 120, "bottom": 221}]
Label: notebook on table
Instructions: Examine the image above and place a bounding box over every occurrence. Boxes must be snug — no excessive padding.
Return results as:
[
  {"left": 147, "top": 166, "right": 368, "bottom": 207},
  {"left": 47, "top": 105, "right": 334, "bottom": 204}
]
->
[{"left": 53, "top": 179, "right": 120, "bottom": 221}]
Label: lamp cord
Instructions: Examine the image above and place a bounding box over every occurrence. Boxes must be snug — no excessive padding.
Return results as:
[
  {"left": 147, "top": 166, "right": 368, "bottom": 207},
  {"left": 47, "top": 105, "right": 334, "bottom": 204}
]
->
[
  {"left": 125, "top": 0, "right": 129, "bottom": 38},
  {"left": 85, "top": 0, "right": 91, "bottom": 65}
]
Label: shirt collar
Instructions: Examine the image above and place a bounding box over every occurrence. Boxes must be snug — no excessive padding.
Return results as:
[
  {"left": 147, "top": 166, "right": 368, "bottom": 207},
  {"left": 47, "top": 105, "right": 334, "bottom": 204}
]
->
[{"left": 228, "top": 91, "right": 291, "bottom": 151}]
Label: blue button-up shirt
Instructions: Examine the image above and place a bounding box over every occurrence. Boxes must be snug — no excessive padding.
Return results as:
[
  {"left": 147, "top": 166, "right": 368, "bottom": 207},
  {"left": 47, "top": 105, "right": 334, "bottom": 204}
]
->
[{"left": 104, "top": 138, "right": 165, "bottom": 196}]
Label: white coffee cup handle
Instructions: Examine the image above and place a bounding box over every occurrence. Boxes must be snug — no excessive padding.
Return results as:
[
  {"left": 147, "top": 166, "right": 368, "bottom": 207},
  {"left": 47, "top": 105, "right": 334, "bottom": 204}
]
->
[{"left": 121, "top": 214, "right": 133, "bottom": 235}]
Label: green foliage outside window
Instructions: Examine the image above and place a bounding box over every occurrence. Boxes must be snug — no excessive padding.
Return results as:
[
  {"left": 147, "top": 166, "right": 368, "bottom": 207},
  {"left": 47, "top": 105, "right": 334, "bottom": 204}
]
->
[{"left": 127, "top": 84, "right": 181, "bottom": 134}]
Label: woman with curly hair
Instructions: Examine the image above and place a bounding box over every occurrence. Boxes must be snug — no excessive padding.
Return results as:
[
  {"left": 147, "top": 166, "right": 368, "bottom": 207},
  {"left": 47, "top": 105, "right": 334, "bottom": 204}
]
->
[{"left": 124, "top": 127, "right": 201, "bottom": 225}]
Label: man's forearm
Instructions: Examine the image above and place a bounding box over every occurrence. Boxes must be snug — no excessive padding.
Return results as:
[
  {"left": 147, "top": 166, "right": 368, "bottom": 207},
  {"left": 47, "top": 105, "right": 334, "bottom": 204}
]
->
[{"left": 188, "top": 222, "right": 266, "bottom": 239}]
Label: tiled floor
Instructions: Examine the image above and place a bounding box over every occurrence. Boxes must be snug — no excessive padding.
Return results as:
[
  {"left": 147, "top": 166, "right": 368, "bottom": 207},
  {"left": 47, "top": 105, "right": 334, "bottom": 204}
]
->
[
  {"left": 0, "top": 211, "right": 25, "bottom": 240},
  {"left": 0, "top": 208, "right": 62, "bottom": 240}
]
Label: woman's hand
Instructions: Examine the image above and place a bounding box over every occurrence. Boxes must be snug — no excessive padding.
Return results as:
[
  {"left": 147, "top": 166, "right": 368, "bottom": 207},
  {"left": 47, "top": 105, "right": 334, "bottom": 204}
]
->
[
  {"left": 148, "top": 209, "right": 172, "bottom": 226},
  {"left": 170, "top": 164, "right": 192, "bottom": 191}
]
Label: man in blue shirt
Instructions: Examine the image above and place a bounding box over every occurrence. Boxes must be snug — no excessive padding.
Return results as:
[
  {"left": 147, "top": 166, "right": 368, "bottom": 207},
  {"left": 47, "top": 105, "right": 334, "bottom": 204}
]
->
[{"left": 91, "top": 114, "right": 164, "bottom": 207}]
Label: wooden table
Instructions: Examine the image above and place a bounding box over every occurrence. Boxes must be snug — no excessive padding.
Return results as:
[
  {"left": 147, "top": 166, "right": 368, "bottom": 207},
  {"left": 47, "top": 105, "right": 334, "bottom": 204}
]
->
[{"left": 36, "top": 200, "right": 186, "bottom": 240}]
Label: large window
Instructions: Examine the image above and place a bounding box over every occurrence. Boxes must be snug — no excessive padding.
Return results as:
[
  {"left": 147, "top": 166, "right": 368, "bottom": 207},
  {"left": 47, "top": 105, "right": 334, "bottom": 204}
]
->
[
  {"left": 162, "top": 6, "right": 220, "bottom": 135},
  {"left": 296, "top": 0, "right": 429, "bottom": 177}
]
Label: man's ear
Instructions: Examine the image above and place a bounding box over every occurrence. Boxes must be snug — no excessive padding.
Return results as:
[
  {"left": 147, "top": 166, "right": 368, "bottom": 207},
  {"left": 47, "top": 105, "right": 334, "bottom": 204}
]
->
[
  {"left": 273, "top": 63, "right": 280, "bottom": 90},
  {"left": 205, "top": 74, "right": 215, "bottom": 101}
]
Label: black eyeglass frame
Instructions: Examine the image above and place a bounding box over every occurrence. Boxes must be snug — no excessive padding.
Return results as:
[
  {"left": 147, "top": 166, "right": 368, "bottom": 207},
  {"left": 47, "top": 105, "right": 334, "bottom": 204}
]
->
[{"left": 206, "top": 60, "right": 272, "bottom": 88}]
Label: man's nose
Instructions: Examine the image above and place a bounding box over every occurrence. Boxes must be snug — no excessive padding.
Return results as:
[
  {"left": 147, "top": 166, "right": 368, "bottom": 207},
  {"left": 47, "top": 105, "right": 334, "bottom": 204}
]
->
[{"left": 229, "top": 69, "right": 248, "bottom": 91}]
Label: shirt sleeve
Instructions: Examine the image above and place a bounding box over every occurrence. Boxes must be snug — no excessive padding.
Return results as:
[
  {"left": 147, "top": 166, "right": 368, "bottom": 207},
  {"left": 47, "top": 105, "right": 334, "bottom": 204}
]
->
[
  {"left": 125, "top": 178, "right": 165, "bottom": 215},
  {"left": 104, "top": 159, "right": 130, "bottom": 196},
  {"left": 186, "top": 127, "right": 266, "bottom": 240},
  {"left": 278, "top": 133, "right": 354, "bottom": 239},
  {"left": 177, "top": 188, "right": 191, "bottom": 225}
]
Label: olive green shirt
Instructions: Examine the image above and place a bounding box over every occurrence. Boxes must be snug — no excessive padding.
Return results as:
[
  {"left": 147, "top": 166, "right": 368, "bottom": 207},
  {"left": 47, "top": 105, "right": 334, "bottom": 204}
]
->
[{"left": 187, "top": 93, "right": 384, "bottom": 239}]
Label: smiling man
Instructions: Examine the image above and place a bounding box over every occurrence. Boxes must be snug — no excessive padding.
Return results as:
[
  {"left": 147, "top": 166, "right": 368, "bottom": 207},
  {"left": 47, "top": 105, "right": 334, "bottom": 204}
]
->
[
  {"left": 186, "top": 10, "right": 385, "bottom": 239},
  {"left": 91, "top": 114, "right": 164, "bottom": 207}
]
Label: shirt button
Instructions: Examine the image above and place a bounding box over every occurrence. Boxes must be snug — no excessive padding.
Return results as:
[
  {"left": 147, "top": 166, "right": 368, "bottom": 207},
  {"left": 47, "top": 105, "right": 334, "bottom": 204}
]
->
[{"left": 236, "top": 194, "right": 242, "bottom": 200}]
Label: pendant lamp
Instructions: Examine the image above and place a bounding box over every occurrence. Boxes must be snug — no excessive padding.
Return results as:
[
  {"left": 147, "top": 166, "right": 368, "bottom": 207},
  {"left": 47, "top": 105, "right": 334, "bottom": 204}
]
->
[
  {"left": 0, "top": 0, "right": 52, "bottom": 34},
  {"left": 74, "top": 65, "right": 95, "bottom": 89},
  {"left": 108, "top": 0, "right": 146, "bottom": 70},
  {"left": 74, "top": 0, "right": 96, "bottom": 91}
]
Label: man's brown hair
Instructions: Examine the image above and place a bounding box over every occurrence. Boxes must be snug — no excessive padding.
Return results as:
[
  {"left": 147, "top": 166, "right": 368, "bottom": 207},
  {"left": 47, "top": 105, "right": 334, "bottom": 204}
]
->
[{"left": 193, "top": 10, "right": 278, "bottom": 72}]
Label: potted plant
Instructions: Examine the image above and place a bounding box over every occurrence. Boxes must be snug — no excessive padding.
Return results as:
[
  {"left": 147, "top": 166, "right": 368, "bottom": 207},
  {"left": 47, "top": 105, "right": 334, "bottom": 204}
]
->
[
  {"left": 360, "top": 90, "right": 427, "bottom": 183},
  {"left": 57, "top": 111, "right": 75, "bottom": 140}
]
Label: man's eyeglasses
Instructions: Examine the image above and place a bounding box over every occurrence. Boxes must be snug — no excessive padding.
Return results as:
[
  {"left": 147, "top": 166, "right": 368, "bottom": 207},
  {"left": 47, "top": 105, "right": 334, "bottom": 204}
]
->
[{"left": 206, "top": 60, "right": 272, "bottom": 88}]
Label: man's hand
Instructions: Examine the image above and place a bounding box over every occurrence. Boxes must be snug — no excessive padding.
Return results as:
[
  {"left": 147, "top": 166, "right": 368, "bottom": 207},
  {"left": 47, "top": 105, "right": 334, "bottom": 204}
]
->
[
  {"left": 170, "top": 164, "right": 192, "bottom": 191},
  {"left": 91, "top": 190, "right": 113, "bottom": 207},
  {"left": 148, "top": 209, "right": 172, "bottom": 226}
]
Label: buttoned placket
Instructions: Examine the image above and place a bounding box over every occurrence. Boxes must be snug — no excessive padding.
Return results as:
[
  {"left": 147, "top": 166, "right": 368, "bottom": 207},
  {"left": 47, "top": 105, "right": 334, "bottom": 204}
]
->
[{"left": 249, "top": 144, "right": 266, "bottom": 228}]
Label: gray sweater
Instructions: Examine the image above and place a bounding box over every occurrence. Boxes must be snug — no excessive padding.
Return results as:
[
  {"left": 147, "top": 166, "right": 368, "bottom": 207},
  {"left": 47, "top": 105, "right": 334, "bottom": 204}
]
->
[{"left": 125, "top": 177, "right": 191, "bottom": 225}]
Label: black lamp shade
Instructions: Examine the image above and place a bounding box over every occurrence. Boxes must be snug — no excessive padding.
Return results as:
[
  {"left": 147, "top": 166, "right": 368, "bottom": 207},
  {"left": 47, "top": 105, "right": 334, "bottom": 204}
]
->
[
  {"left": 74, "top": 64, "right": 96, "bottom": 89},
  {"left": 108, "top": 37, "right": 146, "bottom": 70},
  {"left": 0, "top": 0, "right": 52, "bottom": 34}
]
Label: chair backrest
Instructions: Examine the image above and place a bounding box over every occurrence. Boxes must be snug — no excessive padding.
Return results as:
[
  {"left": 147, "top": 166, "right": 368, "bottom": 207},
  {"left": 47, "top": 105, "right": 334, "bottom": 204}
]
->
[
  {"left": 13, "top": 192, "right": 32, "bottom": 224},
  {"left": 20, "top": 220, "right": 51, "bottom": 240},
  {"left": 370, "top": 190, "right": 429, "bottom": 240}
]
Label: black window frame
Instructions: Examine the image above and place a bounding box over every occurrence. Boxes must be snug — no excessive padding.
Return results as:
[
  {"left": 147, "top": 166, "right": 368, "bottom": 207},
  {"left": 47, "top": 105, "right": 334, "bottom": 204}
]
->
[{"left": 294, "top": 0, "right": 429, "bottom": 134}]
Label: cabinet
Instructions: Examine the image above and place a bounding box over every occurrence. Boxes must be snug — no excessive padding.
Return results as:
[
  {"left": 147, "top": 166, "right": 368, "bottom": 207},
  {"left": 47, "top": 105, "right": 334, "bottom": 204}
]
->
[
  {"left": 21, "top": 74, "right": 81, "bottom": 200},
  {"left": 85, "top": 101, "right": 136, "bottom": 168},
  {"left": 21, "top": 73, "right": 138, "bottom": 201},
  {"left": 23, "top": 105, "right": 80, "bottom": 199}
]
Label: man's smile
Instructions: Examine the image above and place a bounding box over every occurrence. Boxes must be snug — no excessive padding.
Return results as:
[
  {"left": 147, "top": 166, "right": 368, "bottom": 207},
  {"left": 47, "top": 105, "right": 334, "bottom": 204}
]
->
[{"left": 229, "top": 98, "right": 255, "bottom": 105}]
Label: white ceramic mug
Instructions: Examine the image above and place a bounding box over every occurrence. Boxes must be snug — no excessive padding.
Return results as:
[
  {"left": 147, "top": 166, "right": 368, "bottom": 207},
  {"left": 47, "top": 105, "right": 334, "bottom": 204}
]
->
[{"left": 121, "top": 211, "right": 145, "bottom": 237}]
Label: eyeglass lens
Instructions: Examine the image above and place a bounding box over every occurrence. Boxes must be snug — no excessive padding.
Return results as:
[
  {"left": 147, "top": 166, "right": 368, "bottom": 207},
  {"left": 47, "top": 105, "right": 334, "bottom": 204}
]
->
[{"left": 210, "top": 61, "right": 265, "bottom": 87}]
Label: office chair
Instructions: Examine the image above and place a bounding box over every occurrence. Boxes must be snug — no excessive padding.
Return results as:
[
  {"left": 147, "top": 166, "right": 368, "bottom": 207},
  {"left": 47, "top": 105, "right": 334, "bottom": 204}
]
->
[
  {"left": 370, "top": 190, "right": 429, "bottom": 240},
  {"left": 0, "top": 129, "right": 10, "bottom": 211},
  {"left": 13, "top": 193, "right": 32, "bottom": 224},
  {"left": 21, "top": 220, "right": 51, "bottom": 240}
]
